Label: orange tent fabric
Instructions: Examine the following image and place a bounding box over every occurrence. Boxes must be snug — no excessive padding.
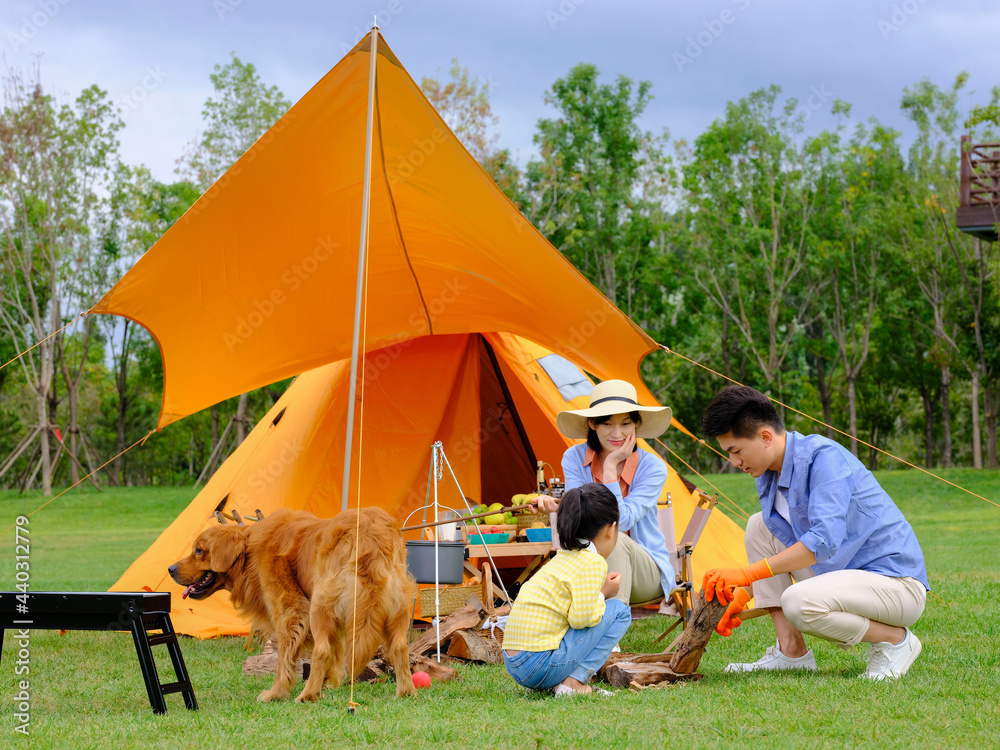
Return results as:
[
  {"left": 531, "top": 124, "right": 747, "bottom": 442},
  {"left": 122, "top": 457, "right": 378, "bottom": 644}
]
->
[
  {"left": 111, "top": 333, "right": 747, "bottom": 637},
  {"left": 90, "top": 33, "right": 690, "bottom": 438}
]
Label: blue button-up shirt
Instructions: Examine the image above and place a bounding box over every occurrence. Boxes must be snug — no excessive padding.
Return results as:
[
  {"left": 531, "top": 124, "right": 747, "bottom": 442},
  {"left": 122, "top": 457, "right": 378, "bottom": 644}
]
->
[
  {"left": 756, "top": 432, "right": 929, "bottom": 590},
  {"left": 562, "top": 443, "right": 674, "bottom": 596}
]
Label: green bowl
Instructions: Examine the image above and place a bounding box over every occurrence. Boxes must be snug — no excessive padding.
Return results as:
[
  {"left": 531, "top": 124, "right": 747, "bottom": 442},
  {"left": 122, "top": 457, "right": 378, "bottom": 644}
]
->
[{"left": 468, "top": 532, "right": 511, "bottom": 545}]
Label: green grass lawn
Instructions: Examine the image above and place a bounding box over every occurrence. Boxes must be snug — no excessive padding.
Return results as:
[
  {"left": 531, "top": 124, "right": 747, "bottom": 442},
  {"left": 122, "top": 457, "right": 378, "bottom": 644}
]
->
[{"left": 1, "top": 471, "right": 999, "bottom": 749}]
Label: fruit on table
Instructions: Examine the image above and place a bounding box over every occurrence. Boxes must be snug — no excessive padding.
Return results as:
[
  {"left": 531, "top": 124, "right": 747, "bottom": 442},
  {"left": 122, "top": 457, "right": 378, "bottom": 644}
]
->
[
  {"left": 484, "top": 502, "right": 506, "bottom": 525},
  {"left": 467, "top": 504, "right": 488, "bottom": 525}
]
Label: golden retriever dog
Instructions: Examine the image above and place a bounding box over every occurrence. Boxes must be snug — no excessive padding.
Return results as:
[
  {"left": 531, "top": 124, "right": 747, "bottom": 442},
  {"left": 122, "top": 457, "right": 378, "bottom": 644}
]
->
[{"left": 168, "top": 507, "right": 416, "bottom": 702}]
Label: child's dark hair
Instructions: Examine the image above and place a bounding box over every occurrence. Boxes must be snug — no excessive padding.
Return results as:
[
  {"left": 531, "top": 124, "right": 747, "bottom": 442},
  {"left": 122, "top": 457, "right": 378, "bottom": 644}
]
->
[
  {"left": 557, "top": 483, "right": 619, "bottom": 551},
  {"left": 586, "top": 411, "right": 642, "bottom": 452},
  {"left": 701, "top": 385, "right": 784, "bottom": 439}
]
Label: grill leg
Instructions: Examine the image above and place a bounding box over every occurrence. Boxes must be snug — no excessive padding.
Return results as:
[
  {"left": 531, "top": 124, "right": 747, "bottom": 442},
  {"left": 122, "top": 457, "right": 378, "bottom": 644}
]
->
[
  {"left": 130, "top": 615, "right": 168, "bottom": 715},
  {"left": 159, "top": 614, "right": 198, "bottom": 710}
]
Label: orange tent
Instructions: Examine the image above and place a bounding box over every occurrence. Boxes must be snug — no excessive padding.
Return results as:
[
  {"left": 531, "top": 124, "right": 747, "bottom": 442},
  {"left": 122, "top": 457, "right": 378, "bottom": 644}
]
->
[
  {"left": 111, "top": 333, "right": 747, "bottom": 637},
  {"left": 98, "top": 33, "right": 747, "bottom": 636}
]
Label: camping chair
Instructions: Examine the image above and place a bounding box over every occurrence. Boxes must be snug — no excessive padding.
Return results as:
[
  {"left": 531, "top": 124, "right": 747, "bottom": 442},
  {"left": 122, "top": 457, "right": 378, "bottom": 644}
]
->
[{"left": 630, "top": 490, "right": 718, "bottom": 643}]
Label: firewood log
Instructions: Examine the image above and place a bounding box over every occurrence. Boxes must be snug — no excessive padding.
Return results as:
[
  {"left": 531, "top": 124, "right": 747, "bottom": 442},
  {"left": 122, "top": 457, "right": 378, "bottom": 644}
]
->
[
  {"left": 604, "top": 660, "right": 703, "bottom": 688},
  {"left": 668, "top": 589, "right": 728, "bottom": 674},
  {"left": 446, "top": 629, "right": 502, "bottom": 664}
]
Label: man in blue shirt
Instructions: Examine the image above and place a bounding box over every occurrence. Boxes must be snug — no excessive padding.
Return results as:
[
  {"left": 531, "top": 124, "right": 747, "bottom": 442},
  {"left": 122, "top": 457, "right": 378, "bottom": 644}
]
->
[{"left": 700, "top": 385, "right": 929, "bottom": 681}]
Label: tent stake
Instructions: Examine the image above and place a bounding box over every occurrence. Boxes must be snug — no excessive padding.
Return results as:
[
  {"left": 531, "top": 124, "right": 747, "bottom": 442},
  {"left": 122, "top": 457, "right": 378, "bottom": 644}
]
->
[{"left": 341, "top": 26, "right": 379, "bottom": 511}]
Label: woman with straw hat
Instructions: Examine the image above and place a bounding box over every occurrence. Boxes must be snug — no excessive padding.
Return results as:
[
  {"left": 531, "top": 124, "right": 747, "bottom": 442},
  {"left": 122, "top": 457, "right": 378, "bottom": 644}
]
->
[{"left": 537, "top": 379, "right": 675, "bottom": 607}]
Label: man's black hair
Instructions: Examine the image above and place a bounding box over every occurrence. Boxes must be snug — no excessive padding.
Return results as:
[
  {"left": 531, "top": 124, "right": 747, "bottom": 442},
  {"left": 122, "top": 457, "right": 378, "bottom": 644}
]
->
[{"left": 701, "top": 385, "right": 784, "bottom": 439}]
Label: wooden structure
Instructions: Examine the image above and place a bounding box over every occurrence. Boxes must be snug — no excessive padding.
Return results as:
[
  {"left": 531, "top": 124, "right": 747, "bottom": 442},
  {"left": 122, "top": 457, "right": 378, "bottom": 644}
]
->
[{"left": 958, "top": 136, "right": 1000, "bottom": 241}]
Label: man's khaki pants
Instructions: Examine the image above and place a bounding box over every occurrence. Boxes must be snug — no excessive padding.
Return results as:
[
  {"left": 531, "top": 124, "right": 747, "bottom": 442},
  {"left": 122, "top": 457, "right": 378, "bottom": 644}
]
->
[{"left": 746, "top": 513, "right": 926, "bottom": 647}]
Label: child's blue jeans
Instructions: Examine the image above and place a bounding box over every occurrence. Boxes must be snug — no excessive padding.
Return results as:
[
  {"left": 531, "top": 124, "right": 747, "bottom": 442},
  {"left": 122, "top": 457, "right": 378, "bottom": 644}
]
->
[{"left": 502, "top": 599, "right": 632, "bottom": 689}]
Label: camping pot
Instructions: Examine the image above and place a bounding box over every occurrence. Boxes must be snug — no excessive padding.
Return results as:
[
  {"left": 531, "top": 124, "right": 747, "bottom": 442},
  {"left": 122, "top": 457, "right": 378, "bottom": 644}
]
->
[{"left": 405, "top": 541, "right": 466, "bottom": 584}]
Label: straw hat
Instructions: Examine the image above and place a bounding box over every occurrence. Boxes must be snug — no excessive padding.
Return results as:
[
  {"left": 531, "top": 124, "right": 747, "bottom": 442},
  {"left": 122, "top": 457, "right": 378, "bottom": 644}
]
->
[{"left": 556, "top": 380, "right": 672, "bottom": 439}]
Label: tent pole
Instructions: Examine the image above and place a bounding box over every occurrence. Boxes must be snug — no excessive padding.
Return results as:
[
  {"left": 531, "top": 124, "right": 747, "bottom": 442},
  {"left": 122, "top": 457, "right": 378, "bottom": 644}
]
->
[{"left": 341, "top": 26, "right": 379, "bottom": 512}]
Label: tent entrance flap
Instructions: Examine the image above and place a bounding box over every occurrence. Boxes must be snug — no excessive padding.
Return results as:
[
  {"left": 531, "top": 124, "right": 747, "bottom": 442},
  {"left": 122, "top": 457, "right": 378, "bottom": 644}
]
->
[{"left": 478, "top": 336, "right": 538, "bottom": 505}]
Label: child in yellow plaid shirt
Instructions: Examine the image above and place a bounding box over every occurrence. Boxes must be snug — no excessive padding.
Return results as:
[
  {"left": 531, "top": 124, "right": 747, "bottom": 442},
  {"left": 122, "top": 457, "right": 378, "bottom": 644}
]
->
[{"left": 503, "top": 483, "right": 632, "bottom": 697}]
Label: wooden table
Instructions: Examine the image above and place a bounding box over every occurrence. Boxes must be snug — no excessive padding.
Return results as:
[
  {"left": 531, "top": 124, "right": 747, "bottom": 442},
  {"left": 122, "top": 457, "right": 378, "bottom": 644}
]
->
[{"left": 464, "top": 541, "right": 554, "bottom": 591}]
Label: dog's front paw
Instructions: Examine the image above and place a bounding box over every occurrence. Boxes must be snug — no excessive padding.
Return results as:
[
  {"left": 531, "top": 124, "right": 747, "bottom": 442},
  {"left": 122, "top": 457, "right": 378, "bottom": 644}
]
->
[
  {"left": 294, "top": 689, "right": 320, "bottom": 704},
  {"left": 396, "top": 681, "right": 417, "bottom": 698},
  {"left": 257, "top": 688, "right": 288, "bottom": 703}
]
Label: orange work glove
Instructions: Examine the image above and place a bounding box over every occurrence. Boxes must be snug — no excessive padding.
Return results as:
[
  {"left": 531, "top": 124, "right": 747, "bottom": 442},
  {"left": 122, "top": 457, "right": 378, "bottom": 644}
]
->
[
  {"left": 715, "top": 587, "right": 752, "bottom": 637},
  {"left": 703, "top": 558, "right": 773, "bottom": 603}
]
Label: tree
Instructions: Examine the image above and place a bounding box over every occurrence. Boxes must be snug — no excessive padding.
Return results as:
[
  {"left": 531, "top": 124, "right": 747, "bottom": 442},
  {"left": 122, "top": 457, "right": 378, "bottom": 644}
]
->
[
  {"left": 176, "top": 53, "right": 291, "bottom": 187},
  {"left": 0, "top": 67, "right": 122, "bottom": 494},
  {"left": 420, "top": 60, "right": 499, "bottom": 165},
  {"left": 99, "top": 166, "right": 198, "bottom": 484},
  {"left": 902, "top": 74, "right": 1000, "bottom": 468},
  {"left": 683, "top": 85, "right": 827, "bottom": 402},
  {"left": 526, "top": 64, "right": 674, "bottom": 314},
  {"left": 814, "top": 116, "right": 909, "bottom": 456}
]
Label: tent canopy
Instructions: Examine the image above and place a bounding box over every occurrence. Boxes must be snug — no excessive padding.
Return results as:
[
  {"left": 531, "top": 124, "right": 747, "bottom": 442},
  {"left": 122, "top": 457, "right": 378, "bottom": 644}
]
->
[{"left": 91, "top": 32, "right": 685, "bottom": 434}]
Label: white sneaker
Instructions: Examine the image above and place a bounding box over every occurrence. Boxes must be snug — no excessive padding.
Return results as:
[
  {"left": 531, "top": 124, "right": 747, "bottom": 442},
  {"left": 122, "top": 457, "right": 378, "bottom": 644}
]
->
[
  {"left": 860, "top": 628, "right": 922, "bottom": 681},
  {"left": 725, "top": 641, "right": 817, "bottom": 673},
  {"left": 611, "top": 643, "right": 621, "bottom": 653}
]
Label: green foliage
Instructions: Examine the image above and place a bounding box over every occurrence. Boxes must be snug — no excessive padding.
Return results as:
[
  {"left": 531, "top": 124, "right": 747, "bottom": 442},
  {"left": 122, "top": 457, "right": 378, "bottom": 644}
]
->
[
  {"left": 527, "top": 64, "right": 675, "bottom": 314},
  {"left": 421, "top": 59, "right": 500, "bottom": 165},
  {"left": 682, "top": 85, "right": 822, "bottom": 394},
  {"left": 176, "top": 53, "right": 291, "bottom": 188},
  {"left": 4, "top": 56, "right": 1000, "bottom": 485}
]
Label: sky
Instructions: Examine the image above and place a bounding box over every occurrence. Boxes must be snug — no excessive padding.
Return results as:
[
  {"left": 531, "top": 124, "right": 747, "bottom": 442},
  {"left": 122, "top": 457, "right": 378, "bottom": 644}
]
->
[{"left": 2, "top": 0, "right": 1000, "bottom": 182}]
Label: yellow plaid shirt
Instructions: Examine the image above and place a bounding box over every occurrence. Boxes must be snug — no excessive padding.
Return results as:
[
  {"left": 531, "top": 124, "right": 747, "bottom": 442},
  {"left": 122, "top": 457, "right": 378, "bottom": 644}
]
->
[{"left": 502, "top": 548, "right": 608, "bottom": 652}]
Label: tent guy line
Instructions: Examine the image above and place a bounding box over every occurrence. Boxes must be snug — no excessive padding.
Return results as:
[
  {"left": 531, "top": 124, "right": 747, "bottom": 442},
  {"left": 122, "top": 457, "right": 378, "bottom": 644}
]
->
[
  {"left": 654, "top": 437, "right": 750, "bottom": 524},
  {"left": 659, "top": 344, "right": 1000, "bottom": 509},
  {"left": 0, "top": 311, "right": 87, "bottom": 375},
  {"left": 0, "top": 429, "right": 155, "bottom": 538}
]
